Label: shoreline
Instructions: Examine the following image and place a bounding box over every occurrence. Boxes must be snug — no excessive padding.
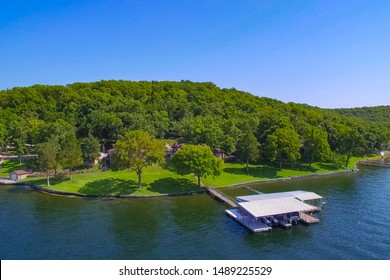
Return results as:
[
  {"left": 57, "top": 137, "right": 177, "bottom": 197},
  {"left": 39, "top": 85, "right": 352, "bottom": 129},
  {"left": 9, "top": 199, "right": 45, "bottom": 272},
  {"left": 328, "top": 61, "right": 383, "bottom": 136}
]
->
[
  {"left": 216, "top": 168, "right": 359, "bottom": 189},
  {"left": 1, "top": 167, "right": 360, "bottom": 199},
  {"left": 2, "top": 181, "right": 205, "bottom": 199}
]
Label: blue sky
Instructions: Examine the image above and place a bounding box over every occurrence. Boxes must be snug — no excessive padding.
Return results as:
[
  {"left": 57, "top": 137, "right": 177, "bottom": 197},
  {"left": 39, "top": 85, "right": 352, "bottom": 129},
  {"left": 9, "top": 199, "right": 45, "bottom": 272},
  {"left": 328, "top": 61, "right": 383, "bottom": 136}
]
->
[{"left": 1, "top": 0, "right": 389, "bottom": 108}]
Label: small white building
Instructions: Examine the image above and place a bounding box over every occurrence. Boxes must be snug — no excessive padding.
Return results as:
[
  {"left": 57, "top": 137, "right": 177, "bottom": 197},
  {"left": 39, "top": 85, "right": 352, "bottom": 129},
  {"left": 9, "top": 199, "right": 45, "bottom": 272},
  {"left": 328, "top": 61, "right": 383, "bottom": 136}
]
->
[{"left": 9, "top": 170, "right": 31, "bottom": 181}]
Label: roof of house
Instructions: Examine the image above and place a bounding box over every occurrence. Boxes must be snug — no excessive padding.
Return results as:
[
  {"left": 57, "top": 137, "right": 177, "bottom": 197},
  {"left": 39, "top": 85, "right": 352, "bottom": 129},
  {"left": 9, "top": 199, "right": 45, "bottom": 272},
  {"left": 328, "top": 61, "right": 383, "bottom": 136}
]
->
[{"left": 11, "top": 170, "right": 31, "bottom": 175}]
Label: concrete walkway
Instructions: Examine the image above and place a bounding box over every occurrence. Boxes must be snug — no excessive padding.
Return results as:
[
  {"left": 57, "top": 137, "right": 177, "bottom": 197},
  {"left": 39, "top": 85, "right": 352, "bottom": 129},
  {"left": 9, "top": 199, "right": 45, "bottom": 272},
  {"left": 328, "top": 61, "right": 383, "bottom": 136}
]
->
[{"left": 0, "top": 179, "right": 16, "bottom": 185}]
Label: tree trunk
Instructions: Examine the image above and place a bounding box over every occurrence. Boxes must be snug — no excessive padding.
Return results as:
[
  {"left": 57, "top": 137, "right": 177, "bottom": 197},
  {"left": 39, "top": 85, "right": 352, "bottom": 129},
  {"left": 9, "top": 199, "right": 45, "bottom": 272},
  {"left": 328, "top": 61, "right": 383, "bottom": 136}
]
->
[
  {"left": 137, "top": 172, "right": 142, "bottom": 188},
  {"left": 278, "top": 154, "right": 283, "bottom": 170},
  {"left": 197, "top": 175, "right": 201, "bottom": 188},
  {"left": 70, "top": 169, "right": 73, "bottom": 180},
  {"left": 346, "top": 151, "right": 351, "bottom": 167},
  {"left": 246, "top": 158, "right": 249, "bottom": 174},
  {"left": 47, "top": 173, "right": 50, "bottom": 186},
  {"left": 19, "top": 155, "right": 22, "bottom": 165}
]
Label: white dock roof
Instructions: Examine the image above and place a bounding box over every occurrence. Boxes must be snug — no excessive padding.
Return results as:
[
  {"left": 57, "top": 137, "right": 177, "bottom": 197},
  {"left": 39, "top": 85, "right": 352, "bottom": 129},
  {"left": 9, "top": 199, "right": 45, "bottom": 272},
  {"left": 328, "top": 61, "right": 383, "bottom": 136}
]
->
[
  {"left": 237, "top": 190, "right": 322, "bottom": 202},
  {"left": 239, "top": 197, "right": 317, "bottom": 218}
]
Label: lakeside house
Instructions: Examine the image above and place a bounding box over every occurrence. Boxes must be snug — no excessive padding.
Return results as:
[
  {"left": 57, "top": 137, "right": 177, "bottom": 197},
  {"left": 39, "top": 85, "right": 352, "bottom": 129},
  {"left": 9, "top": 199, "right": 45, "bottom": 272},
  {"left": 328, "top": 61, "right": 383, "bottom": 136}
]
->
[
  {"left": 166, "top": 143, "right": 224, "bottom": 158},
  {"left": 166, "top": 143, "right": 184, "bottom": 157},
  {"left": 9, "top": 170, "right": 32, "bottom": 181}
]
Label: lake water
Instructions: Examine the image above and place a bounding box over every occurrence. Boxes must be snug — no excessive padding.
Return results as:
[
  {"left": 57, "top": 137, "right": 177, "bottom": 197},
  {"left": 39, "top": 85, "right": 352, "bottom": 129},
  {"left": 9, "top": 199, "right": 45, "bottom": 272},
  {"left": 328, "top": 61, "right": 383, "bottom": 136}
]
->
[{"left": 0, "top": 166, "right": 389, "bottom": 260}]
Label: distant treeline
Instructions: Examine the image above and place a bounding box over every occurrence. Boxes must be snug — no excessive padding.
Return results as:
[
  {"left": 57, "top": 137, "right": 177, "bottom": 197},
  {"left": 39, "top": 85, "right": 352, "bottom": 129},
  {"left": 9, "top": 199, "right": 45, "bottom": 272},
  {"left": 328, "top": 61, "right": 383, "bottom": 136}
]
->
[
  {"left": 332, "top": 106, "right": 390, "bottom": 126},
  {"left": 0, "top": 80, "right": 389, "bottom": 168}
]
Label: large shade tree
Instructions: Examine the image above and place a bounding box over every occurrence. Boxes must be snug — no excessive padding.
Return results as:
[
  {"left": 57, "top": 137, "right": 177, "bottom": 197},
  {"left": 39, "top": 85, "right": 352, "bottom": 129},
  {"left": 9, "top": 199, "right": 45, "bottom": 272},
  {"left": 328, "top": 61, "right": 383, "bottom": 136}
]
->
[
  {"left": 114, "top": 130, "right": 165, "bottom": 188},
  {"left": 264, "top": 126, "right": 301, "bottom": 169},
  {"left": 171, "top": 144, "right": 224, "bottom": 188},
  {"left": 8, "top": 120, "right": 27, "bottom": 164},
  {"left": 328, "top": 123, "right": 363, "bottom": 167},
  {"left": 302, "top": 126, "right": 331, "bottom": 166},
  {"left": 36, "top": 138, "right": 59, "bottom": 186},
  {"left": 59, "top": 133, "right": 83, "bottom": 179},
  {"left": 236, "top": 131, "right": 259, "bottom": 173},
  {"left": 81, "top": 134, "right": 101, "bottom": 166}
]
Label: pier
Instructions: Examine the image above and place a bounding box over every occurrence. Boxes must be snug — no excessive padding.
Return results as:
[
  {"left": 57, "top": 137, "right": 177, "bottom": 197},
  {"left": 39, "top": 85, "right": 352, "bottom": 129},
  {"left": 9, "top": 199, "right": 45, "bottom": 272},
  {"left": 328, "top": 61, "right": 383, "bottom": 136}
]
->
[
  {"left": 204, "top": 187, "right": 237, "bottom": 208},
  {"left": 204, "top": 186, "right": 323, "bottom": 233}
]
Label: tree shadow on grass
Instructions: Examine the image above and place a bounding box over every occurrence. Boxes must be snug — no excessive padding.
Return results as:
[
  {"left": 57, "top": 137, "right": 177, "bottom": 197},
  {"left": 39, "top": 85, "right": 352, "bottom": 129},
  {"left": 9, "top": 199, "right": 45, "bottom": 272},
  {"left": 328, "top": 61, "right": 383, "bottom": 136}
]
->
[
  {"left": 78, "top": 178, "right": 138, "bottom": 196},
  {"left": 224, "top": 165, "right": 280, "bottom": 179},
  {"left": 0, "top": 159, "right": 35, "bottom": 174},
  {"left": 25, "top": 175, "right": 71, "bottom": 187},
  {"left": 286, "top": 164, "right": 318, "bottom": 173},
  {"left": 148, "top": 178, "right": 199, "bottom": 195},
  {"left": 317, "top": 162, "right": 340, "bottom": 171}
]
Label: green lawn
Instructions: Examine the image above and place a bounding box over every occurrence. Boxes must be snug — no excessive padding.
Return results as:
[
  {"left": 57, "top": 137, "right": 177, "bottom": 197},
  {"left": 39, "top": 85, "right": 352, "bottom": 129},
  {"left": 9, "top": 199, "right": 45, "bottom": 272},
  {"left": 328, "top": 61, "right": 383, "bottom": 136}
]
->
[
  {"left": 20, "top": 155, "right": 380, "bottom": 195},
  {"left": 0, "top": 160, "right": 34, "bottom": 177},
  {"left": 23, "top": 166, "right": 200, "bottom": 196},
  {"left": 202, "top": 157, "right": 368, "bottom": 188}
]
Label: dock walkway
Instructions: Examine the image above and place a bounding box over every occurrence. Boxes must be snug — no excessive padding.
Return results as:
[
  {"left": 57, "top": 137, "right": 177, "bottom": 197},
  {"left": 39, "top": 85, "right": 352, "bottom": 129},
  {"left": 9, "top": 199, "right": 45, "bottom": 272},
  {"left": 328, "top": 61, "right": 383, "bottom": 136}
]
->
[{"left": 204, "top": 187, "right": 237, "bottom": 208}]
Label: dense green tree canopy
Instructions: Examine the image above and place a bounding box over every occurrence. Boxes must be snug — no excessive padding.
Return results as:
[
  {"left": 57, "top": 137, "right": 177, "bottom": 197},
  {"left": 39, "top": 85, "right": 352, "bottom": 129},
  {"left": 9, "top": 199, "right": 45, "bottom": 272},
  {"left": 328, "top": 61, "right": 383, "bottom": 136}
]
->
[
  {"left": 81, "top": 134, "right": 101, "bottom": 166},
  {"left": 264, "top": 126, "right": 302, "bottom": 169},
  {"left": 59, "top": 133, "right": 83, "bottom": 179},
  {"left": 171, "top": 144, "right": 224, "bottom": 188},
  {"left": 302, "top": 126, "right": 331, "bottom": 166},
  {"left": 36, "top": 138, "right": 59, "bottom": 186},
  {"left": 236, "top": 131, "right": 260, "bottom": 173},
  {"left": 0, "top": 80, "right": 388, "bottom": 170},
  {"left": 113, "top": 130, "right": 165, "bottom": 188}
]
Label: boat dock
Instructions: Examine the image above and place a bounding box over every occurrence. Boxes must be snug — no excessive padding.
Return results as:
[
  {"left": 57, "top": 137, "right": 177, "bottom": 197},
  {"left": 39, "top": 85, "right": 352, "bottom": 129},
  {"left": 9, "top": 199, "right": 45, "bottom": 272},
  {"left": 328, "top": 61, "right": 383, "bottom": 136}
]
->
[
  {"left": 225, "top": 208, "right": 272, "bottom": 232},
  {"left": 204, "top": 187, "right": 237, "bottom": 208},
  {"left": 225, "top": 190, "right": 323, "bottom": 233}
]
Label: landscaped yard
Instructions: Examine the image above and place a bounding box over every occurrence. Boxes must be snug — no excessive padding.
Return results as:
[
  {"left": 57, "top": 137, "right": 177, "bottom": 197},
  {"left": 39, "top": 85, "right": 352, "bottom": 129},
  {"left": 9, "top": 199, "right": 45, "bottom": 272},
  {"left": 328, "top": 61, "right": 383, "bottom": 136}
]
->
[
  {"left": 23, "top": 166, "right": 200, "bottom": 196},
  {"left": 0, "top": 160, "right": 34, "bottom": 177},
  {"left": 19, "top": 155, "right": 379, "bottom": 195},
  {"left": 201, "top": 156, "right": 370, "bottom": 188}
]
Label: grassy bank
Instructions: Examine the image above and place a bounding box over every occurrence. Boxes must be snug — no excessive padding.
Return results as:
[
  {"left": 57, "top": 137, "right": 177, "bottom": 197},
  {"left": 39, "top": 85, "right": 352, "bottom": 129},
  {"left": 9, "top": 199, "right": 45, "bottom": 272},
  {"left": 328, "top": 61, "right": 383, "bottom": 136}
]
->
[
  {"left": 23, "top": 166, "right": 199, "bottom": 196},
  {"left": 20, "top": 155, "right": 378, "bottom": 196},
  {"left": 202, "top": 156, "right": 371, "bottom": 188},
  {"left": 0, "top": 160, "right": 34, "bottom": 177}
]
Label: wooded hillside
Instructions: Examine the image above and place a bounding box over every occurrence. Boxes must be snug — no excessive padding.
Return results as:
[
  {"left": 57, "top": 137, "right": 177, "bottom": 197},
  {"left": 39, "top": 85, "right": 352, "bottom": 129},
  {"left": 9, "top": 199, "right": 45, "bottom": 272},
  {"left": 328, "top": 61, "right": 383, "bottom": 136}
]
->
[
  {"left": 1, "top": 80, "right": 389, "bottom": 168},
  {"left": 332, "top": 106, "right": 390, "bottom": 127}
]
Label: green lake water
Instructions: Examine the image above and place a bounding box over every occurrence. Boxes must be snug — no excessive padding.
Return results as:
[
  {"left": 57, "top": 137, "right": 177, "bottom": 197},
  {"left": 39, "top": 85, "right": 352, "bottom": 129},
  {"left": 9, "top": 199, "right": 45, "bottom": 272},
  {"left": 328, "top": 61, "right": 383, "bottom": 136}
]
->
[{"left": 0, "top": 166, "right": 389, "bottom": 259}]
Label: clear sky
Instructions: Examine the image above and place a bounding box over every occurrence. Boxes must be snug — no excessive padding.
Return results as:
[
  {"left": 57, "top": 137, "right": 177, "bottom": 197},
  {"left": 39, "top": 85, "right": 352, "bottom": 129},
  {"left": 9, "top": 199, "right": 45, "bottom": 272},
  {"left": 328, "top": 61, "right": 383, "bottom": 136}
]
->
[{"left": 1, "top": 0, "right": 389, "bottom": 108}]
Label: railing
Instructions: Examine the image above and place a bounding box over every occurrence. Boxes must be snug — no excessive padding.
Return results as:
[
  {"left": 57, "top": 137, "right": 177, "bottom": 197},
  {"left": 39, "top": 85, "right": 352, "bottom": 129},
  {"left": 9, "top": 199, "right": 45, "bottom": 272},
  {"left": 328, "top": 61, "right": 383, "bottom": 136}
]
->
[{"left": 204, "top": 187, "right": 237, "bottom": 208}]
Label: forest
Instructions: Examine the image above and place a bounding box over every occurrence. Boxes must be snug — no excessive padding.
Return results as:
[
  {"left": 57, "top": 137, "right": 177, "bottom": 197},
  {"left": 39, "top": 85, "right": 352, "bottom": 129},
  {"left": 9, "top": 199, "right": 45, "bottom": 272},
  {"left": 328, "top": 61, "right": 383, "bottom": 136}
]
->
[
  {"left": 0, "top": 80, "right": 389, "bottom": 174},
  {"left": 332, "top": 106, "right": 390, "bottom": 127}
]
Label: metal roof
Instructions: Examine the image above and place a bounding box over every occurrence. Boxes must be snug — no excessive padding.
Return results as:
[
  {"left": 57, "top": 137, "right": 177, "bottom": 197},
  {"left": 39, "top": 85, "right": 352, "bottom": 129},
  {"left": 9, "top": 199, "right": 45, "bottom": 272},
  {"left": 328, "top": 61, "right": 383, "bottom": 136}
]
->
[
  {"left": 10, "top": 170, "right": 32, "bottom": 175},
  {"left": 237, "top": 190, "right": 322, "bottom": 203},
  {"left": 239, "top": 197, "right": 317, "bottom": 218}
]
